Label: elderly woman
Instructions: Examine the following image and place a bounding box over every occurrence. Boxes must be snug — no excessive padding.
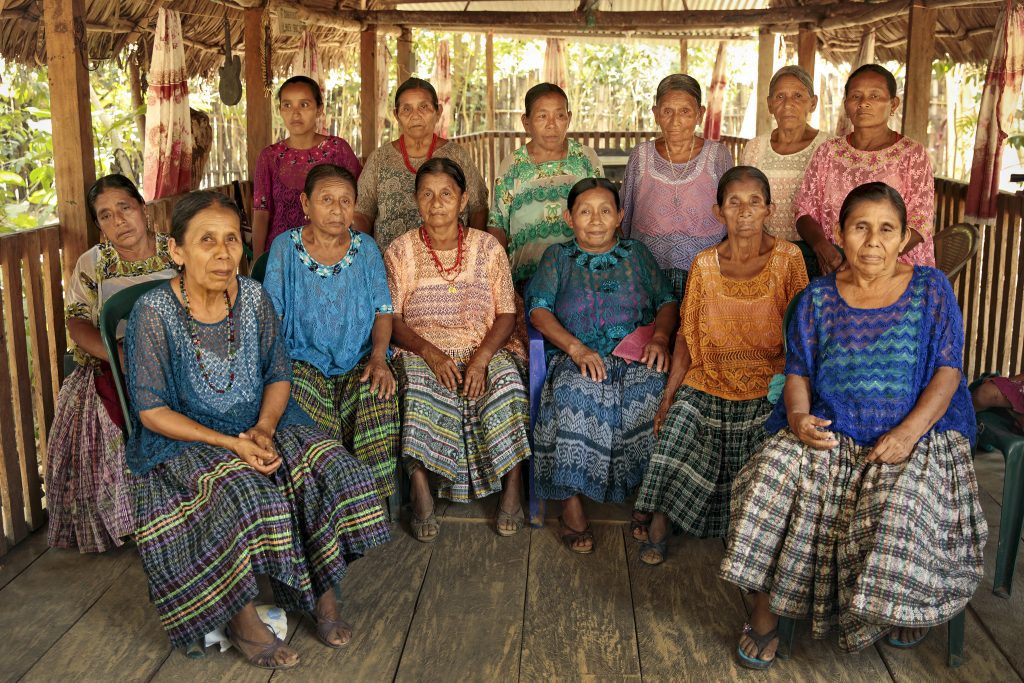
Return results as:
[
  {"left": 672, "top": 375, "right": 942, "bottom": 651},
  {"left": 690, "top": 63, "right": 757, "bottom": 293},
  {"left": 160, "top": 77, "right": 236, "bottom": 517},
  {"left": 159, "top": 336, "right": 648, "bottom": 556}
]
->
[
  {"left": 488, "top": 82, "right": 603, "bottom": 284},
  {"left": 720, "top": 183, "right": 986, "bottom": 669},
  {"left": 528, "top": 178, "right": 678, "bottom": 554},
  {"left": 263, "top": 164, "right": 398, "bottom": 501},
  {"left": 622, "top": 73, "right": 734, "bottom": 298},
  {"left": 125, "top": 192, "right": 390, "bottom": 668},
  {"left": 46, "top": 174, "right": 177, "bottom": 553},
  {"left": 633, "top": 167, "right": 808, "bottom": 565},
  {"left": 385, "top": 158, "right": 531, "bottom": 542},
  {"left": 740, "top": 66, "right": 827, "bottom": 276},
  {"left": 355, "top": 78, "right": 488, "bottom": 253},
  {"left": 795, "top": 64, "right": 936, "bottom": 275},
  {"left": 252, "top": 76, "right": 362, "bottom": 257}
]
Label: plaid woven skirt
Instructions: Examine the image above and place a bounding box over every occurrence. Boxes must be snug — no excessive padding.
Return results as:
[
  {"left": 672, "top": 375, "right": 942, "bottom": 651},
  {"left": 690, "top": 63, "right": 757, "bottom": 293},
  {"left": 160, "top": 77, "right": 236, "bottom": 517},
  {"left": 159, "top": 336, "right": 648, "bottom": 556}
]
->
[
  {"left": 635, "top": 386, "right": 771, "bottom": 538},
  {"left": 46, "top": 364, "right": 133, "bottom": 553},
  {"left": 395, "top": 349, "right": 530, "bottom": 502},
  {"left": 534, "top": 353, "right": 665, "bottom": 503},
  {"left": 719, "top": 429, "right": 987, "bottom": 653},
  {"left": 291, "top": 358, "right": 399, "bottom": 498},
  {"left": 133, "top": 424, "right": 390, "bottom": 648}
]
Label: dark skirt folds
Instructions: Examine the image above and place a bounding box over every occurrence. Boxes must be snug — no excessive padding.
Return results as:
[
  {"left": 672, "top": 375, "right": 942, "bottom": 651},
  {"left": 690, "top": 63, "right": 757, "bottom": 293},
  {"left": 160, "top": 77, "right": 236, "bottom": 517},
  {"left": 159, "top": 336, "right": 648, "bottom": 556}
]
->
[
  {"left": 719, "top": 429, "right": 988, "bottom": 653},
  {"left": 534, "top": 353, "right": 665, "bottom": 503},
  {"left": 635, "top": 386, "right": 771, "bottom": 538},
  {"left": 133, "top": 424, "right": 390, "bottom": 648}
]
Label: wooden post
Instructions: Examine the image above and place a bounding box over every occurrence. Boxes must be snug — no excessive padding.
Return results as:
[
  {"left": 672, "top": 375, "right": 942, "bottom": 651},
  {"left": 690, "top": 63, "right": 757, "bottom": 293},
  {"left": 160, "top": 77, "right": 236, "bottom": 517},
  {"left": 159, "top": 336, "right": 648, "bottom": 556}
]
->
[
  {"left": 797, "top": 26, "right": 816, "bottom": 81},
  {"left": 43, "top": 0, "right": 97, "bottom": 282},
  {"left": 128, "top": 51, "right": 146, "bottom": 145},
  {"left": 244, "top": 8, "right": 271, "bottom": 184},
  {"left": 756, "top": 30, "right": 775, "bottom": 136},
  {"left": 679, "top": 39, "right": 689, "bottom": 74},
  {"left": 397, "top": 26, "right": 414, "bottom": 83},
  {"left": 901, "top": 2, "right": 937, "bottom": 145},
  {"left": 361, "top": 26, "right": 380, "bottom": 158},
  {"left": 486, "top": 32, "right": 495, "bottom": 130}
]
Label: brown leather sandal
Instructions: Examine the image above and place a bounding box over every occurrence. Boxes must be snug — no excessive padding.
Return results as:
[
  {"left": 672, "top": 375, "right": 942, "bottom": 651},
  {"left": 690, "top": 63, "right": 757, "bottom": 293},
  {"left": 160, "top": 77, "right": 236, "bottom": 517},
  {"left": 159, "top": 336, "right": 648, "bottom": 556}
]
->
[
  {"left": 224, "top": 624, "right": 299, "bottom": 670},
  {"left": 558, "top": 516, "right": 595, "bottom": 554},
  {"left": 307, "top": 609, "right": 353, "bottom": 648}
]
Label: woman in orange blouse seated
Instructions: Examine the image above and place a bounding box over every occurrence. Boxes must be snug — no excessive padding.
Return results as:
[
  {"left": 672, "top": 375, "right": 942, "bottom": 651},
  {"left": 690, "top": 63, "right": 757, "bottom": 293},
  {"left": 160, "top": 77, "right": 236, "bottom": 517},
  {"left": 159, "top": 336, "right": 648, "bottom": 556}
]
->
[
  {"left": 384, "top": 158, "right": 531, "bottom": 543},
  {"left": 633, "top": 166, "right": 808, "bottom": 565}
]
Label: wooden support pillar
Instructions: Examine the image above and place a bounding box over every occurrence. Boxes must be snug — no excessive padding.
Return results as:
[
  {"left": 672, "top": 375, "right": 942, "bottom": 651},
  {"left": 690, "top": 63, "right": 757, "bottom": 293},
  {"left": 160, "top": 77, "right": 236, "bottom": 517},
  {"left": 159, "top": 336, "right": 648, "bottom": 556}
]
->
[
  {"left": 486, "top": 32, "right": 495, "bottom": 130},
  {"left": 128, "top": 52, "right": 146, "bottom": 145},
  {"left": 901, "top": 2, "right": 937, "bottom": 145},
  {"left": 244, "top": 8, "right": 271, "bottom": 184},
  {"left": 756, "top": 30, "right": 774, "bottom": 136},
  {"left": 361, "top": 26, "right": 380, "bottom": 158},
  {"left": 797, "top": 26, "right": 816, "bottom": 81},
  {"left": 397, "top": 26, "right": 414, "bottom": 82},
  {"left": 43, "top": 0, "right": 97, "bottom": 282},
  {"left": 679, "top": 39, "right": 689, "bottom": 74}
]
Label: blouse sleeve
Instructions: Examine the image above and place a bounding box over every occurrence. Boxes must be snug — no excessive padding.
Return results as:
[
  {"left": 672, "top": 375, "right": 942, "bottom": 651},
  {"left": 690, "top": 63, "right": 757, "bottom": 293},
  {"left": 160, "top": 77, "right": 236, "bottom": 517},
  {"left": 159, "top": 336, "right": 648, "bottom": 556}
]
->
[
  {"left": 525, "top": 244, "right": 562, "bottom": 315},
  {"left": 255, "top": 287, "right": 292, "bottom": 386},
  {"left": 355, "top": 148, "right": 381, "bottom": 223},
  {"left": 332, "top": 137, "right": 363, "bottom": 181},
  {"left": 487, "top": 155, "right": 515, "bottom": 237},
  {"left": 364, "top": 241, "right": 394, "bottom": 314},
  {"left": 64, "top": 248, "right": 99, "bottom": 324},
  {"left": 125, "top": 297, "right": 174, "bottom": 413},
  {"left": 261, "top": 236, "right": 288, "bottom": 318},
  {"left": 784, "top": 286, "right": 817, "bottom": 379},
  {"left": 784, "top": 249, "right": 810, "bottom": 302},
  {"left": 620, "top": 148, "right": 642, "bottom": 238},
  {"left": 679, "top": 256, "right": 704, "bottom": 348},
  {"left": 487, "top": 240, "right": 517, "bottom": 316},
  {"left": 383, "top": 241, "right": 409, "bottom": 318},
  {"left": 714, "top": 141, "right": 735, "bottom": 177},
  {"left": 928, "top": 269, "right": 965, "bottom": 371},
  {"left": 253, "top": 146, "right": 275, "bottom": 214},
  {"left": 739, "top": 137, "right": 758, "bottom": 167},
  {"left": 794, "top": 143, "right": 828, "bottom": 224},
  {"left": 583, "top": 145, "right": 604, "bottom": 177},
  {"left": 904, "top": 143, "right": 936, "bottom": 240}
]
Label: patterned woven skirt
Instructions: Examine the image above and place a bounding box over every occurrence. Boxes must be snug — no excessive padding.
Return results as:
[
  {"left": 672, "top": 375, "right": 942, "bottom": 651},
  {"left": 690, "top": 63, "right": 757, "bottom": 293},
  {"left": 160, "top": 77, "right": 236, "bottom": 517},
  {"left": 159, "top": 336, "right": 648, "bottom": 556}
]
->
[
  {"left": 719, "top": 429, "right": 987, "bottom": 653},
  {"left": 46, "top": 364, "right": 132, "bottom": 553},
  {"left": 291, "top": 358, "right": 399, "bottom": 498},
  {"left": 395, "top": 349, "right": 530, "bottom": 502},
  {"left": 634, "top": 387, "right": 771, "bottom": 538},
  {"left": 133, "top": 424, "right": 391, "bottom": 648},
  {"left": 534, "top": 353, "right": 665, "bottom": 503}
]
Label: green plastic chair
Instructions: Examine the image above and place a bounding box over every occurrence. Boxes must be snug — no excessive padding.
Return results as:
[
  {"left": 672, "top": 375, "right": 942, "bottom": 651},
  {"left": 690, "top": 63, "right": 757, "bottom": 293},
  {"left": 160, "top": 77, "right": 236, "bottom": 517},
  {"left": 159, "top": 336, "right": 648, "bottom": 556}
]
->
[{"left": 249, "top": 252, "right": 269, "bottom": 283}]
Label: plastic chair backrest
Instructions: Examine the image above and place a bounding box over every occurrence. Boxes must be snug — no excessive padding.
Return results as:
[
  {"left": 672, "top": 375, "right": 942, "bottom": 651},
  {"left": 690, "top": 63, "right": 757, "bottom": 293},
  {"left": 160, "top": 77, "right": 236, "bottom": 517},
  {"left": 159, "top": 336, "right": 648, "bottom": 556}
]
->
[
  {"left": 933, "top": 222, "right": 979, "bottom": 282},
  {"left": 99, "top": 278, "right": 169, "bottom": 436},
  {"left": 250, "top": 252, "right": 269, "bottom": 283}
]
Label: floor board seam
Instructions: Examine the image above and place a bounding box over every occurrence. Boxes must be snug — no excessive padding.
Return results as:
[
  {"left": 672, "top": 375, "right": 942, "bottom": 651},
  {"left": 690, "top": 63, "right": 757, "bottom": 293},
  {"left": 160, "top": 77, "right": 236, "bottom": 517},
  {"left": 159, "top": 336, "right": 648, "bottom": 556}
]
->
[
  {"left": 622, "top": 526, "right": 645, "bottom": 682},
  {"left": 0, "top": 541, "right": 50, "bottom": 592},
  {"left": 391, "top": 535, "right": 437, "bottom": 683}
]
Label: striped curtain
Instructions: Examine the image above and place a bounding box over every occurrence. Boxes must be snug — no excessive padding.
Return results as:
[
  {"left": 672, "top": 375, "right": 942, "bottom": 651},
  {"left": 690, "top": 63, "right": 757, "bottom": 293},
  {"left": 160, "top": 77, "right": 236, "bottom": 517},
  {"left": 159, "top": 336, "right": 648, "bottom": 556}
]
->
[
  {"left": 433, "top": 40, "right": 452, "bottom": 138},
  {"left": 703, "top": 42, "right": 728, "bottom": 141}
]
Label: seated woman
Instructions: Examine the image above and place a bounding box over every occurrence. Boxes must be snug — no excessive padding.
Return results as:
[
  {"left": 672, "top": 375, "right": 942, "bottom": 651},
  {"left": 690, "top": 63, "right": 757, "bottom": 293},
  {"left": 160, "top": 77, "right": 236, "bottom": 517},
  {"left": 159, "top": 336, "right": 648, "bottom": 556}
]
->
[
  {"left": 263, "top": 164, "right": 399, "bottom": 501},
  {"left": 633, "top": 167, "right": 808, "bottom": 564},
  {"left": 720, "top": 182, "right": 986, "bottom": 669},
  {"left": 972, "top": 374, "right": 1024, "bottom": 433},
  {"left": 46, "top": 173, "right": 177, "bottom": 553},
  {"left": 528, "top": 178, "right": 679, "bottom": 554},
  {"left": 125, "top": 192, "right": 390, "bottom": 668},
  {"left": 384, "top": 158, "right": 531, "bottom": 542}
]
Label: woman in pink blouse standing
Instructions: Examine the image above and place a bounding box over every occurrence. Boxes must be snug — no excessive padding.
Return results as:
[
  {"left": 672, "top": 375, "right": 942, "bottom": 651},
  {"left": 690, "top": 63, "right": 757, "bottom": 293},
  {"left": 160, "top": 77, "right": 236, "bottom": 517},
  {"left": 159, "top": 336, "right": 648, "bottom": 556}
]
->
[
  {"left": 252, "top": 76, "right": 362, "bottom": 258},
  {"left": 794, "top": 64, "right": 935, "bottom": 275}
]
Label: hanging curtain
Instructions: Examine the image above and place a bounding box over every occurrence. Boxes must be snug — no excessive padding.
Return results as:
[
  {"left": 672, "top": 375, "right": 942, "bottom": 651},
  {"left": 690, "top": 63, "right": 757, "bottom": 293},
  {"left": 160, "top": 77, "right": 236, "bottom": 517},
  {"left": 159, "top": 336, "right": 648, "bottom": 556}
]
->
[
  {"left": 543, "top": 38, "right": 568, "bottom": 90},
  {"left": 143, "top": 8, "right": 192, "bottom": 199},
  {"left": 376, "top": 33, "right": 391, "bottom": 145},
  {"left": 703, "top": 42, "right": 728, "bottom": 141},
  {"left": 291, "top": 30, "right": 328, "bottom": 134},
  {"left": 966, "top": 0, "right": 1024, "bottom": 224},
  {"left": 433, "top": 40, "right": 453, "bottom": 138},
  {"left": 834, "top": 28, "right": 876, "bottom": 137}
]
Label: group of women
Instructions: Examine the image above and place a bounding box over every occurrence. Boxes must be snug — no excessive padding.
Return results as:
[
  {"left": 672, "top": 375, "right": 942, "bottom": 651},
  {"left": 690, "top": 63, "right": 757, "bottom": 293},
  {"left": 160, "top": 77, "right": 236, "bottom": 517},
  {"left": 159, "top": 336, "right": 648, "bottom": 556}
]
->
[{"left": 44, "top": 62, "right": 994, "bottom": 671}]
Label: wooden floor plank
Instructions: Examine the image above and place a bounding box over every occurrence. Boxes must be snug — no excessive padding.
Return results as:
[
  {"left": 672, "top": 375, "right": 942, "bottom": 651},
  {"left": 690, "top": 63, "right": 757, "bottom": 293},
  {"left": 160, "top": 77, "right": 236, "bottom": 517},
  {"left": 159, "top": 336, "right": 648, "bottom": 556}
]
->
[
  {"left": 521, "top": 523, "right": 640, "bottom": 680},
  {"left": 0, "top": 528, "right": 49, "bottom": 591},
  {"left": 541, "top": 498, "right": 635, "bottom": 524},
  {"left": 395, "top": 521, "right": 529, "bottom": 682}
]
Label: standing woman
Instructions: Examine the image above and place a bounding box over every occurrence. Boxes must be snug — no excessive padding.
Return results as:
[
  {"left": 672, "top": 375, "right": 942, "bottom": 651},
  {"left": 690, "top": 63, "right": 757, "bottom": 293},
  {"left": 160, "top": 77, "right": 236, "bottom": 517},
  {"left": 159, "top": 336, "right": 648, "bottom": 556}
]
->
[
  {"left": 355, "top": 78, "right": 488, "bottom": 254},
  {"left": 622, "top": 73, "right": 734, "bottom": 298},
  {"left": 252, "top": 76, "right": 362, "bottom": 258},
  {"left": 47, "top": 174, "right": 177, "bottom": 553},
  {"left": 488, "top": 82, "right": 603, "bottom": 284},
  {"left": 794, "top": 64, "right": 936, "bottom": 275}
]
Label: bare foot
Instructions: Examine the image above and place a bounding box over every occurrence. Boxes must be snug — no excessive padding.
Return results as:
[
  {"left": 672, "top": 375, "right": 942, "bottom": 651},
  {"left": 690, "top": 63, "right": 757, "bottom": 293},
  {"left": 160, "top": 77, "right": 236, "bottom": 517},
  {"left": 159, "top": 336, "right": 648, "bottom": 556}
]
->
[
  {"left": 630, "top": 510, "right": 652, "bottom": 543},
  {"left": 889, "top": 626, "right": 928, "bottom": 647}
]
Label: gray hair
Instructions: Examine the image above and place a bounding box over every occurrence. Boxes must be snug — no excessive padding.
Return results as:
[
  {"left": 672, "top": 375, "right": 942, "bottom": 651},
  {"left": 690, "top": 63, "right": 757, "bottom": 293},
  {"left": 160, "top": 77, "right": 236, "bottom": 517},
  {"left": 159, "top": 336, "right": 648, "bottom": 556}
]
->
[
  {"left": 768, "top": 65, "right": 815, "bottom": 98},
  {"left": 655, "top": 73, "right": 702, "bottom": 107}
]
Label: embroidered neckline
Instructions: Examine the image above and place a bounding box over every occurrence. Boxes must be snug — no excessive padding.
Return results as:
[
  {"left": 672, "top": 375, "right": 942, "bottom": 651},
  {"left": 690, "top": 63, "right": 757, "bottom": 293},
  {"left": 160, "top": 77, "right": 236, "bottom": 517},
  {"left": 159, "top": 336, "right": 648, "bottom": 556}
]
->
[
  {"left": 568, "top": 239, "right": 631, "bottom": 271},
  {"left": 292, "top": 227, "right": 361, "bottom": 277}
]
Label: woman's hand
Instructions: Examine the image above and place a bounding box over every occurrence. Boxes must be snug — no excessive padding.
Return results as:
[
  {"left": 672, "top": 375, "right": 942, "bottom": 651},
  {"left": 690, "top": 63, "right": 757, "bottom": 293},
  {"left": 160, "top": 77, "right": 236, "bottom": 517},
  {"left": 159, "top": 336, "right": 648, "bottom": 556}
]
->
[
  {"left": 866, "top": 426, "right": 916, "bottom": 464},
  {"left": 653, "top": 395, "right": 673, "bottom": 438},
  {"left": 789, "top": 412, "right": 839, "bottom": 451},
  {"left": 360, "top": 354, "right": 397, "bottom": 400},
  {"left": 640, "top": 338, "right": 669, "bottom": 373},
  {"left": 814, "top": 242, "right": 844, "bottom": 275},
  {"left": 423, "top": 346, "right": 462, "bottom": 392},
  {"left": 569, "top": 342, "right": 606, "bottom": 382},
  {"left": 233, "top": 432, "right": 281, "bottom": 476},
  {"left": 462, "top": 355, "right": 490, "bottom": 399}
]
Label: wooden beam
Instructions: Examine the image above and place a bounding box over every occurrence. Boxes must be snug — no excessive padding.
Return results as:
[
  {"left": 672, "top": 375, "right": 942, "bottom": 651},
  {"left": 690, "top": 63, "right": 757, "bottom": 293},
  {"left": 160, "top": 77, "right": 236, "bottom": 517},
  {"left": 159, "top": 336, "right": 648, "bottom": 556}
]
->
[
  {"left": 756, "top": 30, "right": 774, "bottom": 136},
  {"left": 360, "top": 25, "right": 380, "bottom": 159},
  {"left": 397, "top": 26, "right": 414, "bottom": 82},
  {"left": 901, "top": 2, "right": 936, "bottom": 145},
  {"left": 679, "top": 39, "right": 688, "bottom": 73},
  {"left": 485, "top": 31, "right": 495, "bottom": 130},
  {"left": 245, "top": 8, "right": 272, "bottom": 183},
  {"left": 797, "top": 26, "right": 816, "bottom": 81},
  {"left": 43, "top": 0, "right": 96, "bottom": 283}
]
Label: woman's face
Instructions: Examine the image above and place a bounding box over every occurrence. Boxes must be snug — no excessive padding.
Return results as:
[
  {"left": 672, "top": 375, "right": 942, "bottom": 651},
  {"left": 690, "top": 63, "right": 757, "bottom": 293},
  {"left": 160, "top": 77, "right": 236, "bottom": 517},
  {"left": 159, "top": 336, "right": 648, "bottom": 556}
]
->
[
  {"left": 839, "top": 198, "right": 910, "bottom": 277},
  {"left": 713, "top": 176, "right": 773, "bottom": 240},
  {"left": 301, "top": 178, "right": 356, "bottom": 238},
  {"left": 652, "top": 90, "right": 704, "bottom": 143},
  {"left": 565, "top": 187, "right": 622, "bottom": 253},
  {"left": 169, "top": 205, "right": 244, "bottom": 292},
  {"left": 279, "top": 82, "right": 322, "bottom": 137},
  {"left": 416, "top": 172, "right": 468, "bottom": 232},
  {"left": 395, "top": 88, "right": 440, "bottom": 141},
  {"left": 94, "top": 188, "right": 149, "bottom": 254},
  {"left": 769, "top": 75, "right": 818, "bottom": 130},
  {"left": 522, "top": 93, "right": 572, "bottom": 153},
  {"left": 844, "top": 71, "right": 899, "bottom": 131}
]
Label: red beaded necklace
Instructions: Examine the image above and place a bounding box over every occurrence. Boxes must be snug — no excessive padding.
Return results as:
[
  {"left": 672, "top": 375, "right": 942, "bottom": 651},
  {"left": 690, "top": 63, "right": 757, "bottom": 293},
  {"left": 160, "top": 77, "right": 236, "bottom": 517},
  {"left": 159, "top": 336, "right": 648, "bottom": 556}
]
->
[
  {"left": 419, "top": 224, "right": 464, "bottom": 293},
  {"left": 399, "top": 134, "right": 440, "bottom": 174}
]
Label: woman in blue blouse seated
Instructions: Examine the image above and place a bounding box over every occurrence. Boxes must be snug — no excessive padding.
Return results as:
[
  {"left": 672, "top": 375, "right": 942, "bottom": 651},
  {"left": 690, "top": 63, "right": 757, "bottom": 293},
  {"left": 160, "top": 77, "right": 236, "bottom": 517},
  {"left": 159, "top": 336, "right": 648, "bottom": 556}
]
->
[
  {"left": 527, "top": 177, "right": 678, "bottom": 554},
  {"left": 125, "top": 192, "right": 391, "bottom": 670},
  {"left": 263, "top": 164, "right": 398, "bottom": 501},
  {"left": 719, "top": 183, "right": 987, "bottom": 669}
]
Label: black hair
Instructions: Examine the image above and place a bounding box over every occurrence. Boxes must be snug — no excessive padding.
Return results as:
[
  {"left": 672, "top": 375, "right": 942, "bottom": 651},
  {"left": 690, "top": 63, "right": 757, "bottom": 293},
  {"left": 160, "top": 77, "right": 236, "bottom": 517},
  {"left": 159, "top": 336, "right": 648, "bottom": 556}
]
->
[
  {"left": 170, "top": 191, "right": 241, "bottom": 244},
  {"left": 838, "top": 182, "right": 908, "bottom": 235},
  {"left": 845, "top": 64, "right": 898, "bottom": 99},
  {"left": 395, "top": 77, "right": 439, "bottom": 110},
  {"left": 414, "top": 157, "right": 467, "bottom": 193},
  {"left": 87, "top": 174, "right": 145, "bottom": 223},
  {"left": 656, "top": 73, "right": 702, "bottom": 107},
  {"left": 524, "top": 83, "right": 569, "bottom": 116},
  {"left": 716, "top": 166, "right": 772, "bottom": 206},
  {"left": 277, "top": 75, "right": 324, "bottom": 108},
  {"left": 566, "top": 177, "right": 621, "bottom": 211},
  {"left": 303, "top": 164, "right": 357, "bottom": 199}
]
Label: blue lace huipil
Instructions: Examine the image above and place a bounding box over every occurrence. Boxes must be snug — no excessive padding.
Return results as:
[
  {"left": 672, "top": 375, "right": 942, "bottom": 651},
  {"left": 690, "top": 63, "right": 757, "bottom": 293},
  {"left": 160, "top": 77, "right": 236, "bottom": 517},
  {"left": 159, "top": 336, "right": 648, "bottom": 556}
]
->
[
  {"left": 263, "top": 227, "right": 394, "bottom": 377},
  {"left": 525, "top": 239, "right": 678, "bottom": 358},
  {"left": 124, "top": 277, "right": 312, "bottom": 475},
  {"left": 765, "top": 267, "right": 976, "bottom": 446}
]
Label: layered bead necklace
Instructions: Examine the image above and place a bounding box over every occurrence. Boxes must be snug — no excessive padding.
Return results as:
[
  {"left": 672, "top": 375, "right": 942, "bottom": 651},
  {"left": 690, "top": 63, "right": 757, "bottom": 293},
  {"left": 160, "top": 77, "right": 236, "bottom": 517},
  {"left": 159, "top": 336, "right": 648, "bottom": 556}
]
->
[
  {"left": 179, "top": 277, "right": 237, "bottom": 394},
  {"left": 419, "top": 224, "right": 464, "bottom": 294}
]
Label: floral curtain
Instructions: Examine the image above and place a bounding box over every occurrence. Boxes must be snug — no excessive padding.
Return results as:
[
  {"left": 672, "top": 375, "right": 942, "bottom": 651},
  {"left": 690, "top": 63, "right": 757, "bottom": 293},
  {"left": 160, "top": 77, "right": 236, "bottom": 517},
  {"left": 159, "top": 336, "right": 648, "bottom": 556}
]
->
[
  {"left": 433, "top": 40, "right": 452, "bottom": 138},
  {"left": 543, "top": 38, "right": 568, "bottom": 90},
  {"left": 143, "top": 8, "right": 192, "bottom": 199},
  {"left": 703, "top": 42, "right": 727, "bottom": 141}
]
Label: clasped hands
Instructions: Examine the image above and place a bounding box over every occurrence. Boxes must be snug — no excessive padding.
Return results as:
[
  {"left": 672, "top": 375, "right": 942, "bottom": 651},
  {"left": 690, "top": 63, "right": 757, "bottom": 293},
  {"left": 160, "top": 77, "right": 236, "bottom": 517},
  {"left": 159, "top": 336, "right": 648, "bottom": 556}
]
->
[
  {"left": 423, "top": 346, "right": 491, "bottom": 399},
  {"left": 233, "top": 422, "right": 281, "bottom": 475}
]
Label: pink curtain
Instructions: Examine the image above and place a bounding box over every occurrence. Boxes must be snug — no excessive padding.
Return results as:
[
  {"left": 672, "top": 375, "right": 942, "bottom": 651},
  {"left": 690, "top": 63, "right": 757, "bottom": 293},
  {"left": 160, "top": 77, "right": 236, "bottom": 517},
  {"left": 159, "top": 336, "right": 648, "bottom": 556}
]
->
[
  {"left": 966, "top": 0, "right": 1024, "bottom": 224},
  {"left": 834, "top": 28, "right": 876, "bottom": 137},
  {"left": 143, "top": 8, "right": 192, "bottom": 199},
  {"left": 544, "top": 38, "right": 568, "bottom": 90},
  {"left": 291, "top": 30, "right": 328, "bottom": 134},
  {"left": 703, "top": 42, "right": 727, "bottom": 141},
  {"left": 433, "top": 40, "right": 452, "bottom": 138}
]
